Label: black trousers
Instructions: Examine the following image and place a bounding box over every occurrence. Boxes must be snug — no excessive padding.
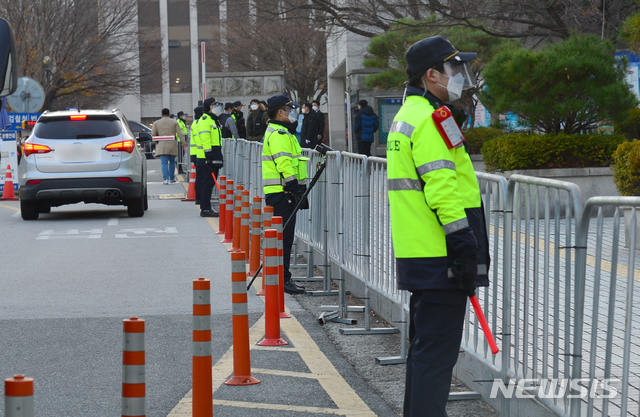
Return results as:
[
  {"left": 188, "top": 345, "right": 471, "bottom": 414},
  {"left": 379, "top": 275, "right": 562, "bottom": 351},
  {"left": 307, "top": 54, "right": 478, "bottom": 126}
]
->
[
  {"left": 196, "top": 159, "right": 216, "bottom": 211},
  {"left": 265, "top": 193, "right": 297, "bottom": 282},
  {"left": 404, "top": 289, "right": 468, "bottom": 417},
  {"left": 357, "top": 140, "right": 372, "bottom": 156}
]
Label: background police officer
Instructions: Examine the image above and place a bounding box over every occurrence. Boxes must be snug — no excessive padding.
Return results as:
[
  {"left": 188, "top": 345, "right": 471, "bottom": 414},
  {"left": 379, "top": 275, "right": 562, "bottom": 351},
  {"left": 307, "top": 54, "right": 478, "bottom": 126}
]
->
[
  {"left": 197, "top": 97, "right": 224, "bottom": 217},
  {"left": 386, "top": 35, "right": 490, "bottom": 416},
  {"left": 191, "top": 106, "right": 203, "bottom": 205},
  {"left": 176, "top": 111, "right": 188, "bottom": 174},
  {"left": 262, "top": 94, "right": 308, "bottom": 295}
]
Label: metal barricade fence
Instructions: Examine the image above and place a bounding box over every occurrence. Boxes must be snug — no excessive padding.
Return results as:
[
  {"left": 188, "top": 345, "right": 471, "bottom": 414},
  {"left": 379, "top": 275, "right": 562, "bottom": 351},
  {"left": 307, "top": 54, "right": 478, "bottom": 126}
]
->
[
  {"left": 218, "top": 138, "right": 640, "bottom": 416},
  {"left": 502, "top": 175, "right": 583, "bottom": 417},
  {"left": 575, "top": 197, "right": 640, "bottom": 417},
  {"left": 464, "top": 173, "right": 508, "bottom": 368}
]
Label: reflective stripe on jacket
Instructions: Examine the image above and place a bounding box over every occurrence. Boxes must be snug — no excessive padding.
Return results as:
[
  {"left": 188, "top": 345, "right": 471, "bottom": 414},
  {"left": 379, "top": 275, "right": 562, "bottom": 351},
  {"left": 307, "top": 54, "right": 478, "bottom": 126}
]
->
[
  {"left": 191, "top": 118, "right": 201, "bottom": 157},
  {"left": 197, "top": 114, "right": 222, "bottom": 163},
  {"left": 386, "top": 94, "right": 489, "bottom": 291},
  {"left": 262, "top": 123, "right": 309, "bottom": 195}
]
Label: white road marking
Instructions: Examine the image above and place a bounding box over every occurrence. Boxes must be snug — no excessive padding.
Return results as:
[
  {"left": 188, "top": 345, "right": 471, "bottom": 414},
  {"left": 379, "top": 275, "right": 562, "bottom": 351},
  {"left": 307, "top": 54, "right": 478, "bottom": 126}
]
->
[
  {"left": 37, "top": 229, "right": 103, "bottom": 240},
  {"left": 114, "top": 227, "right": 177, "bottom": 238}
]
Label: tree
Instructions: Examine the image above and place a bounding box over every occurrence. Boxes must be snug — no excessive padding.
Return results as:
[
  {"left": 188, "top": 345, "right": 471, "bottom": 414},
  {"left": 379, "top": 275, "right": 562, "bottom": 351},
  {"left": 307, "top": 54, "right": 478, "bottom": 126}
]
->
[
  {"left": 362, "top": 18, "right": 519, "bottom": 127},
  {"left": 620, "top": 1, "right": 640, "bottom": 51},
  {"left": 276, "top": 0, "right": 639, "bottom": 43},
  {"left": 1, "top": 0, "right": 162, "bottom": 111},
  {"left": 481, "top": 33, "right": 639, "bottom": 134},
  {"left": 199, "top": 0, "right": 328, "bottom": 103}
]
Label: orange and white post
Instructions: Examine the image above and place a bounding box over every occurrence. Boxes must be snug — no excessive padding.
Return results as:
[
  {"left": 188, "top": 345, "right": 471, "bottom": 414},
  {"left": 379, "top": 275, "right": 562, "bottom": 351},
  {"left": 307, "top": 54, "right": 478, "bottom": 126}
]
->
[
  {"left": 225, "top": 251, "right": 260, "bottom": 386},
  {"left": 217, "top": 175, "right": 227, "bottom": 234},
  {"left": 248, "top": 196, "right": 262, "bottom": 276},
  {"left": 256, "top": 206, "right": 274, "bottom": 296},
  {"left": 5, "top": 374, "right": 34, "bottom": 417},
  {"left": 272, "top": 216, "right": 291, "bottom": 319},
  {"left": 230, "top": 186, "right": 243, "bottom": 252},
  {"left": 122, "top": 317, "right": 145, "bottom": 417},
  {"left": 192, "top": 278, "right": 213, "bottom": 417},
  {"left": 223, "top": 179, "right": 234, "bottom": 243},
  {"left": 258, "top": 229, "right": 288, "bottom": 346},
  {"left": 240, "top": 190, "right": 251, "bottom": 260}
]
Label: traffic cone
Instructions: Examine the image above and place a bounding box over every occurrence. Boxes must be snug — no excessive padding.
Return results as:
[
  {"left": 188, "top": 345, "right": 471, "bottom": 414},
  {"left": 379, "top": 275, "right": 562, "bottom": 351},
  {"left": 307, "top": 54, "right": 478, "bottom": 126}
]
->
[
  {"left": 229, "top": 186, "right": 243, "bottom": 252},
  {"left": 258, "top": 229, "right": 288, "bottom": 347},
  {"left": 240, "top": 190, "right": 251, "bottom": 261},
  {"left": 222, "top": 180, "right": 234, "bottom": 243},
  {"left": 5, "top": 374, "right": 34, "bottom": 417},
  {"left": 1, "top": 165, "right": 18, "bottom": 201},
  {"left": 248, "top": 196, "right": 262, "bottom": 275},
  {"left": 181, "top": 164, "right": 197, "bottom": 202},
  {"left": 192, "top": 278, "right": 213, "bottom": 417},
  {"left": 256, "top": 206, "right": 274, "bottom": 296}
]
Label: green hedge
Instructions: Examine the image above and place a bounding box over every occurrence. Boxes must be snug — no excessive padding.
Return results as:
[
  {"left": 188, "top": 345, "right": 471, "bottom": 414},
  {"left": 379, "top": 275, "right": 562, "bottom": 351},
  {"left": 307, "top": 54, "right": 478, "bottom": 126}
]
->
[
  {"left": 612, "top": 140, "right": 640, "bottom": 196},
  {"left": 482, "top": 133, "right": 627, "bottom": 172},
  {"left": 463, "top": 127, "right": 503, "bottom": 154}
]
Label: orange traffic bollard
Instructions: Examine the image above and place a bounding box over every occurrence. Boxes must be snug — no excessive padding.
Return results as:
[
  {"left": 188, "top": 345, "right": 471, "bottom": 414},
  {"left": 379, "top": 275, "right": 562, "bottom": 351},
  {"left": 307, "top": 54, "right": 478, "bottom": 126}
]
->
[
  {"left": 248, "top": 196, "right": 262, "bottom": 276},
  {"left": 230, "top": 186, "right": 243, "bottom": 252},
  {"left": 258, "top": 230, "right": 288, "bottom": 346},
  {"left": 240, "top": 190, "right": 251, "bottom": 262},
  {"left": 217, "top": 175, "right": 227, "bottom": 234},
  {"left": 272, "top": 217, "right": 291, "bottom": 319},
  {"left": 1, "top": 165, "right": 18, "bottom": 201},
  {"left": 256, "top": 206, "right": 274, "bottom": 296},
  {"left": 181, "top": 164, "right": 197, "bottom": 202},
  {"left": 222, "top": 179, "right": 234, "bottom": 243},
  {"left": 193, "top": 278, "right": 213, "bottom": 417},
  {"left": 122, "top": 317, "right": 145, "bottom": 417},
  {"left": 225, "top": 251, "right": 260, "bottom": 386},
  {"left": 5, "top": 374, "right": 34, "bottom": 417}
]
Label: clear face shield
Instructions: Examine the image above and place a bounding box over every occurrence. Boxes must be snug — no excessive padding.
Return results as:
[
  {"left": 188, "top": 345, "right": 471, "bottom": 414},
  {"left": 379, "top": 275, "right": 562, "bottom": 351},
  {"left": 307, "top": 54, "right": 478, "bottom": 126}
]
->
[
  {"left": 434, "top": 60, "right": 476, "bottom": 102},
  {"left": 211, "top": 102, "right": 223, "bottom": 116},
  {"left": 442, "top": 60, "right": 476, "bottom": 90}
]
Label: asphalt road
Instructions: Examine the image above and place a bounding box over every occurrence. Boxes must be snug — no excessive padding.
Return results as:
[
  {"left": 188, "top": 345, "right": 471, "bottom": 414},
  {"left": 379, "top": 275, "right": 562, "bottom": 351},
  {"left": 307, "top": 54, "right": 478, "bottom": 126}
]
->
[{"left": 0, "top": 159, "right": 398, "bottom": 417}]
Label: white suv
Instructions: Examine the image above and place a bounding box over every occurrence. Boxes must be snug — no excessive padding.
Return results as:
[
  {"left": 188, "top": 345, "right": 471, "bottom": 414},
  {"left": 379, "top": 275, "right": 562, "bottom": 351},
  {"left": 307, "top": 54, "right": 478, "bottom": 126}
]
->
[{"left": 18, "top": 109, "right": 148, "bottom": 220}]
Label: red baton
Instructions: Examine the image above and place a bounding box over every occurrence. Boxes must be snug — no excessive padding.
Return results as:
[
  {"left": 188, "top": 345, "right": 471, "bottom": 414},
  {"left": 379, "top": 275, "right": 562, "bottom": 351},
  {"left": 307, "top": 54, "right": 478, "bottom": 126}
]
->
[
  {"left": 470, "top": 295, "right": 499, "bottom": 354},
  {"left": 211, "top": 172, "right": 220, "bottom": 192}
]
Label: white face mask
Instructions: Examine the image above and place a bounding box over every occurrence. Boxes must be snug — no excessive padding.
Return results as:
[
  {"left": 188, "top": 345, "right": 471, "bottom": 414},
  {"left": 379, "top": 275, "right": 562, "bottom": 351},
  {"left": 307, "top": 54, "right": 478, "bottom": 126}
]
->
[
  {"left": 250, "top": 104, "right": 259, "bottom": 111},
  {"left": 301, "top": 108, "right": 306, "bottom": 114},
  {"left": 312, "top": 106, "right": 318, "bottom": 111},
  {"left": 433, "top": 71, "right": 465, "bottom": 103}
]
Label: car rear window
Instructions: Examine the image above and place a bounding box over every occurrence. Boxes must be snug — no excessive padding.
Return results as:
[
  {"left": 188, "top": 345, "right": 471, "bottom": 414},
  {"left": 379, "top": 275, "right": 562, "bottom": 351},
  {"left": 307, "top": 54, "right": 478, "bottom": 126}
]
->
[{"left": 34, "top": 116, "right": 123, "bottom": 139}]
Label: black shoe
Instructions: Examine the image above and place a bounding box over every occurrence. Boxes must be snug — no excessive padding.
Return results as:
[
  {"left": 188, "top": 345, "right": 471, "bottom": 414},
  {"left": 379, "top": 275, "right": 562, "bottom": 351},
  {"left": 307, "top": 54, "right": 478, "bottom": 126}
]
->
[
  {"left": 283, "top": 280, "right": 305, "bottom": 295},
  {"left": 195, "top": 200, "right": 201, "bottom": 205},
  {"left": 200, "top": 209, "right": 219, "bottom": 217}
]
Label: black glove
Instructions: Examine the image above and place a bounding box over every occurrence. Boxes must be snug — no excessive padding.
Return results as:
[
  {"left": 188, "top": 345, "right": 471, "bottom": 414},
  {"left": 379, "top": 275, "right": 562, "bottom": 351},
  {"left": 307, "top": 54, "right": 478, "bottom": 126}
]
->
[
  {"left": 205, "top": 151, "right": 214, "bottom": 162},
  {"left": 283, "top": 179, "right": 298, "bottom": 193},
  {"left": 296, "top": 184, "right": 307, "bottom": 196},
  {"left": 452, "top": 255, "right": 478, "bottom": 297}
]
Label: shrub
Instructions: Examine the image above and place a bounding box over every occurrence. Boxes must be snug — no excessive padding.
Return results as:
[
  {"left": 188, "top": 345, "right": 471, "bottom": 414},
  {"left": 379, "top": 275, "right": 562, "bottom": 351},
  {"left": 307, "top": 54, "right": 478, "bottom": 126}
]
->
[
  {"left": 612, "top": 140, "right": 640, "bottom": 196},
  {"left": 615, "top": 108, "right": 640, "bottom": 140},
  {"left": 482, "top": 133, "right": 627, "bottom": 172},
  {"left": 463, "top": 127, "right": 503, "bottom": 154}
]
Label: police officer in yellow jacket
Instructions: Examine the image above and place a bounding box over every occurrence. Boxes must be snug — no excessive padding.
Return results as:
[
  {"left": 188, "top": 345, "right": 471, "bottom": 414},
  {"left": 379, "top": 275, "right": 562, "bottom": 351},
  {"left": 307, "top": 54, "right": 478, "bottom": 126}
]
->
[
  {"left": 262, "top": 94, "right": 308, "bottom": 294},
  {"left": 387, "top": 36, "right": 490, "bottom": 416},
  {"left": 176, "top": 111, "right": 188, "bottom": 174},
  {"left": 197, "top": 98, "right": 224, "bottom": 217},
  {"left": 191, "top": 106, "right": 203, "bottom": 204}
]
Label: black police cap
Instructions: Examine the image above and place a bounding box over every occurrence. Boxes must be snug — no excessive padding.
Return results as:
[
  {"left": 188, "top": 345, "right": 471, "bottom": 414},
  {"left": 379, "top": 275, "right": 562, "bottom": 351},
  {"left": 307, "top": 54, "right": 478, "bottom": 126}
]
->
[
  {"left": 193, "top": 106, "right": 204, "bottom": 119},
  {"left": 203, "top": 98, "right": 217, "bottom": 109},
  {"left": 267, "top": 94, "right": 298, "bottom": 112},
  {"left": 232, "top": 101, "right": 243, "bottom": 107},
  {"left": 405, "top": 35, "right": 476, "bottom": 81},
  {"left": 177, "top": 111, "right": 185, "bottom": 117}
]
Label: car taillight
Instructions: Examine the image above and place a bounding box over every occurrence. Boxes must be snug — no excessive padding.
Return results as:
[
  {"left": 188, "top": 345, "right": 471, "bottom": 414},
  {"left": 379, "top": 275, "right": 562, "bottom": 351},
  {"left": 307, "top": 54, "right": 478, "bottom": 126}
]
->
[
  {"left": 105, "top": 140, "right": 135, "bottom": 154},
  {"left": 26, "top": 180, "right": 42, "bottom": 185},
  {"left": 116, "top": 177, "right": 132, "bottom": 182},
  {"left": 69, "top": 115, "right": 87, "bottom": 121},
  {"left": 24, "top": 143, "right": 52, "bottom": 157}
]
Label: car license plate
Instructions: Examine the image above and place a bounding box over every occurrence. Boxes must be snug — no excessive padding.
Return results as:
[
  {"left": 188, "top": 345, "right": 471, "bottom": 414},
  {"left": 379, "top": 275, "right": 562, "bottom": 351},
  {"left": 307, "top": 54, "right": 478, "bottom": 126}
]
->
[{"left": 55, "top": 144, "right": 101, "bottom": 162}]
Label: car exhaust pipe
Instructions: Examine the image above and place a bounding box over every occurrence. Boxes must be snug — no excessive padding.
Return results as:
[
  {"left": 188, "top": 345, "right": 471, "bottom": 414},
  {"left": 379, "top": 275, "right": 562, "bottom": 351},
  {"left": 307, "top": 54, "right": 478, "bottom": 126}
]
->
[{"left": 105, "top": 190, "right": 121, "bottom": 198}]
